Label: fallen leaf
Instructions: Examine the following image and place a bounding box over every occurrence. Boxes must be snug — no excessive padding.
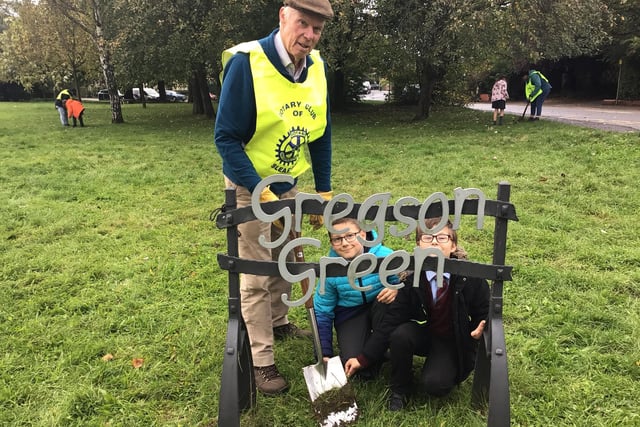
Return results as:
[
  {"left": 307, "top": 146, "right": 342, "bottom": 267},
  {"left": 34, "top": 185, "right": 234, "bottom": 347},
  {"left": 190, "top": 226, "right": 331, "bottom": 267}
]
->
[
  {"left": 102, "top": 353, "right": 114, "bottom": 362},
  {"left": 132, "top": 358, "right": 144, "bottom": 369}
]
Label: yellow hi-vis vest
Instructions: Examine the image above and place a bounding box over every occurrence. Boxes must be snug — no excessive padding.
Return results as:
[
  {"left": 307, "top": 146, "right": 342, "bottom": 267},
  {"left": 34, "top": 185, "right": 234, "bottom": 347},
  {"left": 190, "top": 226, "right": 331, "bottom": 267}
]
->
[
  {"left": 525, "top": 71, "right": 550, "bottom": 102},
  {"left": 56, "top": 89, "right": 71, "bottom": 100},
  {"left": 221, "top": 41, "right": 328, "bottom": 179}
]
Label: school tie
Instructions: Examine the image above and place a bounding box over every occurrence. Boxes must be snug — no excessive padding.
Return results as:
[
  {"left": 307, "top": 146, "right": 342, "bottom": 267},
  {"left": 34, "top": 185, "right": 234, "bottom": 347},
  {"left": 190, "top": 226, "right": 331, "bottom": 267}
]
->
[{"left": 434, "top": 278, "right": 449, "bottom": 303}]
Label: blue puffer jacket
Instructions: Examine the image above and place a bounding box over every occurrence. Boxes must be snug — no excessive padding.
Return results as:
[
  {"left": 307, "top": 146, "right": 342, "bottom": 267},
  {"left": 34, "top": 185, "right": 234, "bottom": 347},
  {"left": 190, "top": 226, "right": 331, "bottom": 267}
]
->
[{"left": 313, "top": 230, "right": 395, "bottom": 357}]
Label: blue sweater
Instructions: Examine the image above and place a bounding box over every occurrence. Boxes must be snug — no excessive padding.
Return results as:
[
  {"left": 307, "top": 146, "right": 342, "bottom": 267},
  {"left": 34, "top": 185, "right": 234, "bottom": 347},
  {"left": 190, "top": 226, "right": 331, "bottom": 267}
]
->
[
  {"left": 313, "top": 230, "right": 396, "bottom": 357},
  {"left": 214, "top": 29, "right": 332, "bottom": 195}
]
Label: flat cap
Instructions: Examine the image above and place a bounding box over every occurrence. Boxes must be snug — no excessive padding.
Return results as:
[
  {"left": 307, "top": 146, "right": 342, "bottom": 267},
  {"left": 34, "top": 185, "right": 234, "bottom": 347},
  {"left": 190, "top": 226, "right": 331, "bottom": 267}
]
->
[{"left": 284, "top": 0, "right": 334, "bottom": 20}]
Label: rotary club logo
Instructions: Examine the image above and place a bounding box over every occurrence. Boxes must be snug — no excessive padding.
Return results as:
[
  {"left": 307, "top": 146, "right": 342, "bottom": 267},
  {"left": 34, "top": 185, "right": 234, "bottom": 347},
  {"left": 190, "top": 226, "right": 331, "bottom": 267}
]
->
[{"left": 272, "top": 126, "right": 309, "bottom": 174}]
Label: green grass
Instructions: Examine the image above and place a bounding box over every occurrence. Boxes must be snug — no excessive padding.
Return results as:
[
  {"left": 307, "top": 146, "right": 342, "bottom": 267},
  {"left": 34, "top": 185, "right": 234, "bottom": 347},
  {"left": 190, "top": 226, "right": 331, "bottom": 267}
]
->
[{"left": 1, "top": 101, "right": 639, "bottom": 426}]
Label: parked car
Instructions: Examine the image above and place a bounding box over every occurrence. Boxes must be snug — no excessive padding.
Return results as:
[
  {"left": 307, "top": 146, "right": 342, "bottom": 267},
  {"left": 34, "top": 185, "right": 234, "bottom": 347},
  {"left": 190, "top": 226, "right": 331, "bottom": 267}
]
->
[
  {"left": 132, "top": 87, "right": 160, "bottom": 101},
  {"left": 165, "top": 90, "right": 187, "bottom": 102},
  {"left": 97, "top": 89, "right": 123, "bottom": 101}
]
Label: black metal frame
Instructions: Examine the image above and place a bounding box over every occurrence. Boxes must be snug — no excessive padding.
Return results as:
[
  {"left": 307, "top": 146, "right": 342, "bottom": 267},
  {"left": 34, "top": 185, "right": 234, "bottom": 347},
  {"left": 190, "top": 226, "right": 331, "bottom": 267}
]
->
[
  {"left": 216, "top": 189, "right": 256, "bottom": 427},
  {"left": 470, "top": 183, "right": 514, "bottom": 426},
  {"left": 215, "top": 182, "right": 518, "bottom": 426}
]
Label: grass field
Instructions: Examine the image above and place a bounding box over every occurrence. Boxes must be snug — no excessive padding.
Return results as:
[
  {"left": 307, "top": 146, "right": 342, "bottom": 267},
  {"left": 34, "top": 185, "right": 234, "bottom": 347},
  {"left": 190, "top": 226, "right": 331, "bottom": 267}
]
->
[{"left": 1, "top": 101, "right": 639, "bottom": 426}]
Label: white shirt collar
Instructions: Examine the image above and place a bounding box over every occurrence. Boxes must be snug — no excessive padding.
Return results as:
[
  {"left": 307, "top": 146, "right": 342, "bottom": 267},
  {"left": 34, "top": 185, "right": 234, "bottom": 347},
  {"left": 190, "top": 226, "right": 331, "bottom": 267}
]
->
[
  {"left": 426, "top": 271, "right": 451, "bottom": 301},
  {"left": 274, "top": 31, "right": 306, "bottom": 81},
  {"left": 426, "top": 271, "right": 450, "bottom": 282}
]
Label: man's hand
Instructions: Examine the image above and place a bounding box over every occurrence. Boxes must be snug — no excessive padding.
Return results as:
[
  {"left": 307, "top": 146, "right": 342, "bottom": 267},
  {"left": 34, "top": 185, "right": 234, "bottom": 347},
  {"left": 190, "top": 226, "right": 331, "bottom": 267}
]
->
[
  {"left": 258, "top": 187, "right": 284, "bottom": 230},
  {"left": 309, "top": 190, "right": 333, "bottom": 230},
  {"left": 376, "top": 288, "right": 398, "bottom": 304},
  {"left": 344, "top": 357, "right": 361, "bottom": 377},
  {"left": 470, "top": 319, "right": 486, "bottom": 340}
]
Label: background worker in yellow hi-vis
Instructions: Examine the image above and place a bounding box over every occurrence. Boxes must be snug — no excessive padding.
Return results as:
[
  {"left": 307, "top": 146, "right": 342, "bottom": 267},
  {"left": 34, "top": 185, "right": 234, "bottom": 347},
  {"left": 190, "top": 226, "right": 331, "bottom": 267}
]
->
[
  {"left": 214, "top": 0, "right": 334, "bottom": 396},
  {"left": 523, "top": 67, "right": 552, "bottom": 121}
]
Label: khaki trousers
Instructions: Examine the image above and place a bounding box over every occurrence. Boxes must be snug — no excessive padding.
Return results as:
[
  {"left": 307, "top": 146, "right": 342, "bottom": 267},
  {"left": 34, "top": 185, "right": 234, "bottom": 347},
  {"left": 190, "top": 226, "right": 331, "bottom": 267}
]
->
[{"left": 224, "top": 176, "right": 297, "bottom": 366}]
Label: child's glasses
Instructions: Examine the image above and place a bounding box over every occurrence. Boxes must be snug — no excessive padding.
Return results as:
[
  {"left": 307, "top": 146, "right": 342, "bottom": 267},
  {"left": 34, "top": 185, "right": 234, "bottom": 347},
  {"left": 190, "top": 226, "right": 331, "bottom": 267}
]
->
[
  {"left": 330, "top": 232, "right": 360, "bottom": 245},
  {"left": 419, "top": 234, "right": 452, "bottom": 243}
]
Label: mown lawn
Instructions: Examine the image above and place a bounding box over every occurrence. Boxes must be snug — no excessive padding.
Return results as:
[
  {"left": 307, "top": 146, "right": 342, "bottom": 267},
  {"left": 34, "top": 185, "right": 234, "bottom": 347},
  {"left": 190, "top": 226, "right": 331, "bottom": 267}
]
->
[{"left": 1, "top": 101, "right": 639, "bottom": 426}]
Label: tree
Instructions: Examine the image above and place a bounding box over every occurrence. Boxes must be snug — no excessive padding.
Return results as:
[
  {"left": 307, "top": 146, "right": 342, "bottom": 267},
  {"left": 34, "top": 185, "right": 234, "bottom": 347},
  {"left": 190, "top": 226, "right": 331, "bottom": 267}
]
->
[
  {"left": 108, "top": 0, "right": 280, "bottom": 118},
  {"left": 502, "top": 0, "right": 613, "bottom": 67},
  {"left": 318, "top": 0, "right": 380, "bottom": 110},
  {"left": 373, "top": 0, "right": 493, "bottom": 119},
  {"left": 46, "top": 0, "right": 125, "bottom": 123},
  {"left": 369, "top": 0, "right": 615, "bottom": 119},
  {"left": 603, "top": 0, "right": 640, "bottom": 98},
  {"left": 0, "top": 1, "right": 99, "bottom": 97}
]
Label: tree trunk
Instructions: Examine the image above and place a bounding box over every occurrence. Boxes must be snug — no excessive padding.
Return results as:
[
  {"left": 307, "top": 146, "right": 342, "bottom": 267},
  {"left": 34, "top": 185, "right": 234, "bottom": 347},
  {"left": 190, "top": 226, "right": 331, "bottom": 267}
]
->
[
  {"left": 331, "top": 68, "right": 346, "bottom": 112},
  {"left": 92, "top": 1, "right": 123, "bottom": 123},
  {"left": 46, "top": 0, "right": 123, "bottom": 122},
  {"left": 100, "top": 50, "right": 123, "bottom": 122},
  {"left": 191, "top": 64, "right": 214, "bottom": 118},
  {"left": 72, "top": 63, "right": 82, "bottom": 101},
  {"left": 138, "top": 83, "right": 147, "bottom": 108},
  {"left": 158, "top": 80, "right": 166, "bottom": 102},
  {"left": 414, "top": 59, "right": 436, "bottom": 120},
  {"left": 190, "top": 70, "right": 204, "bottom": 115}
]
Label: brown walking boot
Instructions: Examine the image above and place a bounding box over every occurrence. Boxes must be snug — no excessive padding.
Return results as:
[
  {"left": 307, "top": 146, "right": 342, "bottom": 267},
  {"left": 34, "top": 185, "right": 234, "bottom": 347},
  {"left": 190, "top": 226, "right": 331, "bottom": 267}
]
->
[
  {"left": 254, "top": 364, "right": 289, "bottom": 395},
  {"left": 273, "top": 322, "right": 312, "bottom": 340}
]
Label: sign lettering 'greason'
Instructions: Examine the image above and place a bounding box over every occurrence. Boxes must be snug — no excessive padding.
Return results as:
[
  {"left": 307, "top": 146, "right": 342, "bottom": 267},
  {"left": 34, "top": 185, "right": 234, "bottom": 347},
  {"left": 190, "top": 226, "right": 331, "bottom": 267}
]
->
[{"left": 250, "top": 175, "right": 487, "bottom": 308}]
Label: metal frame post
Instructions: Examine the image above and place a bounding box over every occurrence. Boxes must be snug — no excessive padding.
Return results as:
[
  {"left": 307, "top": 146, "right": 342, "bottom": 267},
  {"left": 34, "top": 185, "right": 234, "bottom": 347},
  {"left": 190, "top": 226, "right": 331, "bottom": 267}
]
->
[
  {"left": 471, "top": 182, "right": 511, "bottom": 427},
  {"left": 218, "top": 188, "right": 255, "bottom": 427}
]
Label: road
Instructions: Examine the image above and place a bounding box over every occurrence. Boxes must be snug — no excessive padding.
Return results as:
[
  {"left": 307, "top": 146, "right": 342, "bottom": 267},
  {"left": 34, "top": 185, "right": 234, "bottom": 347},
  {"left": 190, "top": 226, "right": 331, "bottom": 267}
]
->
[
  {"left": 361, "top": 90, "right": 640, "bottom": 132},
  {"left": 467, "top": 100, "right": 640, "bottom": 132}
]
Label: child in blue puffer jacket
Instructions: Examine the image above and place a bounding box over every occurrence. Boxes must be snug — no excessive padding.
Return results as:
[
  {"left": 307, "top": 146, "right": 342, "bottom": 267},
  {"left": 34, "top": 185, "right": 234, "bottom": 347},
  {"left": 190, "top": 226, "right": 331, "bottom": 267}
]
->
[{"left": 313, "top": 217, "right": 398, "bottom": 379}]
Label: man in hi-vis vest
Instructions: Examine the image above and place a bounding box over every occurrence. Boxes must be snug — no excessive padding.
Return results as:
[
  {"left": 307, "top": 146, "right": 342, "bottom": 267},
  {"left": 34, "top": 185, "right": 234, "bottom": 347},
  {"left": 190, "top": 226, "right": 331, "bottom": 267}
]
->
[{"left": 214, "top": 0, "right": 333, "bottom": 396}]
